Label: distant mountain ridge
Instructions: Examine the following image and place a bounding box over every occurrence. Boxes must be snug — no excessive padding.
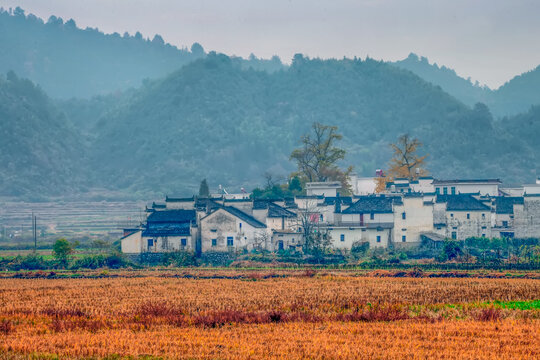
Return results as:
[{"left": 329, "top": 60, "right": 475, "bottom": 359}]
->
[
  {"left": 0, "top": 7, "right": 284, "bottom": 99},
  {"left": 391, "top": 53, "right": 540, "bottom": 117}
]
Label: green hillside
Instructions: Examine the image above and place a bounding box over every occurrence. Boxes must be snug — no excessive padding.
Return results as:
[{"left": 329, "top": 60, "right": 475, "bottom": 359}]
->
[
  {"left": 0, "top": 72, "right": 82, "bottom": 198},
  {"left": 89, "top": 54, "right": 537, "bottom": 195}
]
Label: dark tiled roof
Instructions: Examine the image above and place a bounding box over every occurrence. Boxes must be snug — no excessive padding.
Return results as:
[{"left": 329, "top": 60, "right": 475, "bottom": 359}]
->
[
  {"left": 494, "top": 197, "right": 524, "bottom": 214},
  {"left": 142, "top": 223, "right": 191, "bottom": 237},
  {"left": 342, "top": 196, "right": 394, "bottom": 214},
  {"left": 166, "top": 196, "right": 195, "bottom": 202},
  {"left": 268, "top": 203, "right": 297, "bottom": 218},
  {"left": 147, "top": 210, "right": 196, "bottom": 223},
  {"left": 322, "top": 197, "right": 353, "bottom": 206},
  {"left": 218, "top": 206, "right": 267, "bottom": 228},
  {"left": 436, "top": 194, "right": 491, "bottom": 211},
  {"left": 152, "top": 202, "right": 166, "bottom": 209},
  {"left": 433, "top": 179, "right": 501, "bottom": 185}
]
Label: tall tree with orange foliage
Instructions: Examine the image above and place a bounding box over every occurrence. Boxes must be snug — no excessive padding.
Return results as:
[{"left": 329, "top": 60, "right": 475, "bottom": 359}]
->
[
  {"left": 388, "top": 134, "right": 428, "bottom": 180},
  {"left": 375, "top": 134, "right": 428, "bottom": 192}
]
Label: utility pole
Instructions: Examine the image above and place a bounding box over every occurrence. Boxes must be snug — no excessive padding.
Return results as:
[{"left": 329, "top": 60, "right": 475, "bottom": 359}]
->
[{"left": 32, "top": 212, "right": 37, "bottom": 252}]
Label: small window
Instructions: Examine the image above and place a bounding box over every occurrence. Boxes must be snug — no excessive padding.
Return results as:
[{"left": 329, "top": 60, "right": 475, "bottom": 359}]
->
[
  {"left": 181, "top": 238, "right": 187, "bottom": 246},
  {"left": 451, "top": 187, "right": 456, "bottom": 195},
  {"left": 443, "top": 187, "right": 448, "bottom": 195},
  {"left": 376, "top": 236, "right": 381, "bottom": 243},
  {"left": 147, "top": 239, "right": 154, "bottom": 247},
  {"left": 482, "top": 213, "right": 486, "bottom": 219},
  {"left": 482, "top": 226, "right": 487, "bottom": 230},
  {"left": 502, "top": 221, "right": 508, "bottom": 228},
  {"left": 451, "top": 231, "right": 457, "bottom": 239},
  {"left": 435, "top": 188, "right": 440, "bottom": 194},
  {"left": 402, "top": 235, "right": 406, "bottom": 242},
  {"left": 211, "top": 238, "right": 217, "bottom": 247},
  {"left": 467, "top": 213, "right": 470, "bottom": 219},
  {"left": 210, "top": 229, "right": 217, "bottom": 232},
  {"left": 239, "top": 222, "right": 242, "bottom": 229},
  {"left": 278, "top": 241, "right": 284, "bottom": 250},
  {"left": 227, "top": 236, "right": 234, "bottom": 247},
  {"left": 402, "top": 212, "right": 406, "bottom": 220},
  {"left": 482, "top": 233, "right": 486, "bottom": 238},
  {"left": 450, "top": 213, "right": 454, "bottom": 218},
  {"left": 370, "top": 213, "right": 374, "bottom": 220},
  {"left": 340, "top": 234, "right": 345, "bottom": 242}
]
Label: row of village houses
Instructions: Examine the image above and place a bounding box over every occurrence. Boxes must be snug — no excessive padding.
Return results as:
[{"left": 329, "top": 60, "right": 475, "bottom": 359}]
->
[{"left": 121, "top": 176, "right": 540, "bottom": 255}]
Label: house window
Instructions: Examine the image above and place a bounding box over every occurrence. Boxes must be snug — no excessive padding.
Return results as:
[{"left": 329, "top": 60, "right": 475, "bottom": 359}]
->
[
  {"left": 239, "top": 222, "right": 242, "bottom": 229},
  {"left": 482, "top": 213, "right": 486, "bottom": 219},
  {"left": 502, "top": 221, "right": 508, "bottom": 228},
  {"left": 443, "top": 187, "right": 448, "bottom": 195},
  {"left": 370, "top": 213, "right": 374, "bottom": 220},
  {"left": 451, "top": 187, "right": 456, "bottom": 195},
  {"left": 482, "top": 226, "right": 487, "bottom": 229},
  {"left": 227, "top": 237, "right": 234, "bottom": 247},
  {"left": 451, "top": 231, "right": 457, "bottom": 239},
  {"left": 320, "top": 214, "right": 324, "bottom": 222},
  {"left": 340, "top": 234, "right": 345, "bottom": 242},
  {"left": 181, "top": 238, "right": 187, "bottom": 246},
  {"left": 435, "top": 188, "right": 440, "bottom": 194},
  {"left": 211, "top": 239, "right": 217, "bottom": 247},
  {"left": 402, "top": 212, "right": 406, "bottom": 220},
  {"left": 278, "top": 241, "right": 284, "bottom": 250},
  {"left": 482, "top": 233, "right": 486, "bottom": 238},
  {"left": 450, "top": 213, "right": 454, "bottom": 218},
  {"left": 467, "top": 213, "right": 470, "bottom": 219},
  {"left": 402, "top": 236, "right": 406, "bottom": 242},
  {"left": 376, "top": 236, "right": 381, "bottom": 243},
  {"left": 147, "top": 239, "right": 154, "bottom": 247}
]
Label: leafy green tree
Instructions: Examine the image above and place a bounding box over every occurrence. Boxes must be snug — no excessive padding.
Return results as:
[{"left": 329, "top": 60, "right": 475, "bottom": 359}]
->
[
  {"left": 290, "top": 123, "right": 352, "bottom": 193},
  {"left": 442, "top": 240, "right": 462, "bottom": 261},
  {"left": 288, "top": 176, "right": 302, "bottom": 194},
  {"left": 53, "top": 238, "right": 74, "bottom": 266},
  {"left": 198, "top": 179, "right": 210, "bottom": 197}
]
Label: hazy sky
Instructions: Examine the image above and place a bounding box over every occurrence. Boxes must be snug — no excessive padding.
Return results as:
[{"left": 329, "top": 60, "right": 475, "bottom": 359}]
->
[{"left": 2, "top": 0, "right": 539, "bottom": 88}]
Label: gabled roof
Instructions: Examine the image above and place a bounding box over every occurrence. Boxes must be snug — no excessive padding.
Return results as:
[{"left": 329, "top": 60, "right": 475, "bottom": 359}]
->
[
  {"left": 268, "top": 203, "right": 297, "bottom": 218},
  {"left": 203, "top": 206, "right": 266, "bottom": 228},
  {"left": 322, "top": 196, "right": 353, "bottom": 206},
  {"left": 165, "top": 196, "right": 195, "bottom": 202},
  {"left": 494, "top": 197, "right": 524, "bottom": 214},
  {"left": 147, "top": 209, "right": 196, "bottom": 223},
  {"left": 342, "top": 196, "right": 394, "bottom": 214},
  {"left": 435, "top": 194, "right": 491, "bottom": 211}
]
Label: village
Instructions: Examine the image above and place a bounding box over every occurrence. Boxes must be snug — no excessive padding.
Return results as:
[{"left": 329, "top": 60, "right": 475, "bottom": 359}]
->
[{"left": 120, "top": 175, "right": 540, "bottom": 257}]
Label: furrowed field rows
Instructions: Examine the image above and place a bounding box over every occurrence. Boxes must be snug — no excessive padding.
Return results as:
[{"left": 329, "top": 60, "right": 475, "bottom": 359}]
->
[
  {"left": 1, "top": 277, "right": 539, "bottom": 316},
  {"left": 0, "top": 275, "right": 538, "bottom": 359}
]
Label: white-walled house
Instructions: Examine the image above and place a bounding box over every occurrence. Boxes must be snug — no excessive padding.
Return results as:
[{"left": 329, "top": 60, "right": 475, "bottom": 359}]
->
[
  {"left": 200, "top": 206, "right": 268, "bottom": 252},
  {"left": 433, "top": 179, "right": 501, "bottom": 196},
  {"left": 392, "top": 195, "right": 435, "bottom": 246},
  {"left": 435, "top": 194, "right": 492, "bottom": 240},
  {"left": 121, "top": 209, "right": 197, "bottom": 254}
]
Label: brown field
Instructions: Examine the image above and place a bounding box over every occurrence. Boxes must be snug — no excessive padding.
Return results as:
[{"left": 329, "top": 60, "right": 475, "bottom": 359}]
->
[{"left": 0, "top": 271, "right": 539, "bottom": 359}]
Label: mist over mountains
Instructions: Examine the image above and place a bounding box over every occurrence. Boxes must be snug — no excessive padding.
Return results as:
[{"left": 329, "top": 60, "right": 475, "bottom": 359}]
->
[{"left": 1, "top": 8, "right": 539, "bottom": 199}]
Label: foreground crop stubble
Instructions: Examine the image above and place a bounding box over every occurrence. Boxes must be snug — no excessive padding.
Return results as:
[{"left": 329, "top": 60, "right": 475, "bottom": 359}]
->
[{"left": 0, "top": 273, "right": 538, "bottom": 359}]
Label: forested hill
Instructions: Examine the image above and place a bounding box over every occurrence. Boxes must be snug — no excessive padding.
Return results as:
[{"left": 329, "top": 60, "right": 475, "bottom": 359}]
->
[
  {"left": 392, "top": 53, "right": 491, "bottom": 108},
  {"left": 0, "top": 72, "right": 82, "bottom": 198},
  {"left": 89, "top": 54, "right": 537, "bottom": 196},
  {"left": 0, "top": 8, "right": 284, "bottom": 99},
  {"left": 392, "top": 53, "right": 540, "bottom": 117}
]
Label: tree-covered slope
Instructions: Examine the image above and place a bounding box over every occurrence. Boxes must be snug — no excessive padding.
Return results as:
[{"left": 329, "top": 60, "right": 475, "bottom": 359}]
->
[
  {"left": 392, "top": 53, "right": 540, "bottom": 118},
  {"left": 0, "top": 7, "right": 204, "bottom": 98},
  {"left": 90, "top": 54, "right": 537, "bottom": 195},
  {"left": 0, "top": 72, "right": 82, "bottom": 198},
  {"left": 491, "top": 67, "right": 540, "bottom": 117},
  {"left": 0, "top": 8, "right": 285, "bottom": 99},
  {"left": 391, "top": 53, "right": 491, "bottom": 107}
]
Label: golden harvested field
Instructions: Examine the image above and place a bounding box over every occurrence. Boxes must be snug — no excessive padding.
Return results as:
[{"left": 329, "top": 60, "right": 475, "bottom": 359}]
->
[{"left": 0, "top": 272, "right": 539, "bottom": 359}]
